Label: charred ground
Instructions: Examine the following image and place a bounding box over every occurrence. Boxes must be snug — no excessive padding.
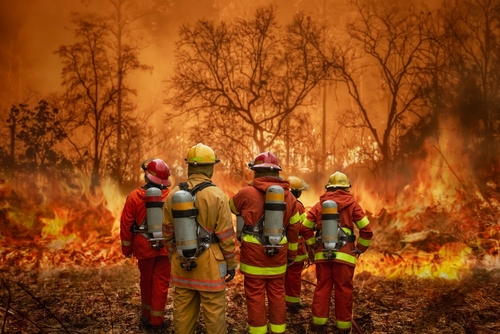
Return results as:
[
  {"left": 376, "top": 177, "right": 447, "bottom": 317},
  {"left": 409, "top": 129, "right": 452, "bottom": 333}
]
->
[{"left": 1, "top": 263, "right": 499, "bottom": 334}]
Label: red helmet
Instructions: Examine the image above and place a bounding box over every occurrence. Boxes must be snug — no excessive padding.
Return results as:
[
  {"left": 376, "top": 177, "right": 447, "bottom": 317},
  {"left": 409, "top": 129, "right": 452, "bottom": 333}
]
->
[
  {"left": 250, "top": 152, "right": 282, "bottom": 171},
  {"left": 142, "top": 159, "right": 171, "bottom": 188}
]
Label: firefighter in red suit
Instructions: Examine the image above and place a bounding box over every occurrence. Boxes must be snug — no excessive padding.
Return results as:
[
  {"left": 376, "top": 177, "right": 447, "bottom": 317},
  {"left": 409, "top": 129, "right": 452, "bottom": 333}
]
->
[
  {"left": 303, "top": 171, "right": 373, "bottom": 332},
  {"left": 120, "top": 159, "right": 172, "bottom": 328},
  {"left": 285, "top": 176, "right": 309, "bottom": 310},
  {"left": 229, "top": 152, "right": 301, "bottom": 334}
]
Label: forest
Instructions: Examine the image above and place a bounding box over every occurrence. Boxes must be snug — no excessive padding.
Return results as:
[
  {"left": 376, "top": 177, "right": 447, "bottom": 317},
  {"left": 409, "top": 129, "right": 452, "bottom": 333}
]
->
[{"left": 0, "top": 0, "right": 499, "bottom": 333}]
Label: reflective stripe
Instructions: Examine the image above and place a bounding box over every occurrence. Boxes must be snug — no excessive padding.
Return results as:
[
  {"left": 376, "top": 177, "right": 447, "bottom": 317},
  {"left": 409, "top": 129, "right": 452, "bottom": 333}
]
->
[
  {"left": 163, "top": 225, "right": 174, "bottom": 233},
  {"left": 286, "top": 295, "right": 300, "bottom": 303},
  {"left": 150, "top": 308, "right": 164, "bottom": 316},
  {"left": 142, "top": 303, "right": 151, "bottom": 310},
  {"left": 242, "top": 234, "right": 288, "bottom": 245},
  {"left": 315, "top": 251, "right": 357, "bottom": 265},
  {"left": 295, "top": 254, "right": 308, "bottom": 262},
  {"left": 288, "top": 242, "right": 298, "bottom": 251},
  {"left": 216, "top": 227, "right": 235, "bottom": 241},
  {"left": 356, "top": 216, "right": 370, "bottom": 229},
  {"left": 270, "top": 323, "right": 286, "bottom": 333},
  {"left": 248, "top": 324, "right": 267, "bottom": 334},
  {"left": 300, "top": 212, "right": 306, "bottom": 221},
  {"left": 121, "top": 240, "right": 131, "bottom": 246},
  {"left": 289, "top": 212, "right": 301, "bottom": 225},
  {"left": 229, "top": 199, "right": 239, "bottom": 215},
  {"left": 223, "top": 252, "right": 236, "bottom": 260},
  {"left": 240, "top": 262, "right": 287, "bottom": 276},
  {"left": 313, "top": 316, "right": 328, "bottom": 325},
  {"left": 342, "top": 227, "right": 352, "bottom": 235},
  {"left": 305, "top": 237, "right": 316, "bottom": 245},
  {"left": 337, "top": 320, "right": 352, "bottom": 329},
  {"left": 303, "top": 218, "right": 315, "bottom": 229},
  {"left": 171, "top": 275, "right": 225, "bottom": 290},
  {"left": 358, "top": 237, "right": 371, "bottom": 247}
]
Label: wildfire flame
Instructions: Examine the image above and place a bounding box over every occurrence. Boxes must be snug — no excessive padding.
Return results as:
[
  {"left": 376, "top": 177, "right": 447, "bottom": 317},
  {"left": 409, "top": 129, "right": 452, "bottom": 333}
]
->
[{"left": 1, "top": 130, "right": 499, "bottom": 281}]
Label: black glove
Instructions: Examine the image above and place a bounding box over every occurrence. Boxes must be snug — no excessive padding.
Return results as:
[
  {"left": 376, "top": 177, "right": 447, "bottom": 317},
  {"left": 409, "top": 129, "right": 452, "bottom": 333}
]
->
[
  {"left": 287, "top": 258, "right": 295, "bottom": 266},
  {"left": 351, "top": 248, "right": 363, "bottom": 258},
  {"left": 225, "top": 268, "right": 235, "bottom": 282}
]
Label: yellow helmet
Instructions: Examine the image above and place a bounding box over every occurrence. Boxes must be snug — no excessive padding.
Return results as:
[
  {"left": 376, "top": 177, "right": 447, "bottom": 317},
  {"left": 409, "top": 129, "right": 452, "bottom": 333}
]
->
[
  {"left": 287, "top": 176, "right": 309, "bottom": 191},
  {"left": 185, "top": 143, "right": 220, "bottom": 165},
  {"left": 325, "top": 171, "right": 351, "bottom": 189}
]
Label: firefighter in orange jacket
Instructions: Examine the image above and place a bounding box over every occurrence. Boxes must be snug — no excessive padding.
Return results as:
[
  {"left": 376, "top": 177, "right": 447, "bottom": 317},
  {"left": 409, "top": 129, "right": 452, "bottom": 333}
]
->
[
  {"left": 285, "top": 176, "right": 309, "bottom": 310},
  {"left": 303, "top": 171, "right": 373, "bottom": 332},
  {"left": 120, "top": 159, "right": 172, "bottom": 328},
  {"left": 163, "top": 143, "right": 237, "bottom": 334},
  {"left": 229, "top": 152, "right": 301, "bottom": 334}
]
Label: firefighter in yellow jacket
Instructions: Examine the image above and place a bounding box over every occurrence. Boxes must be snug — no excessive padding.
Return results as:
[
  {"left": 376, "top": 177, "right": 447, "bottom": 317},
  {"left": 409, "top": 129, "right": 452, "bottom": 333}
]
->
[{"left": 163, "top": 143, "right": 237, "bottom": 334}]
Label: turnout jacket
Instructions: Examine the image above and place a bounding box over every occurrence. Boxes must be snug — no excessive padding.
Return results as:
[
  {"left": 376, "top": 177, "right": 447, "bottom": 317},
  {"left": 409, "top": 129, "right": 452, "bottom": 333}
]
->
[
  {"left": 163, "top": 174, "right": 237, "bottom": 291},
  {"left": 303, "top": 190, "right": 373, "bottom": 266},
  {"left": 229, "top": 176, "right": 301, "bottom": 278},
  {"left": 120, "top": 185, "right": 170, "bottom": 259}
]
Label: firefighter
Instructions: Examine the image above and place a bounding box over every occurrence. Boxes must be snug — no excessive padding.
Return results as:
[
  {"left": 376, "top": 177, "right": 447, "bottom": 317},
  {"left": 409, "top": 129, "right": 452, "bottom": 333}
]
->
[
  {"left": 303, "top": 171, "right": 373, "bottom": 332},
  {"left": 229, "top": 152, "right": 301, "bottom": 334},
  {"left": 285, "top": 176, "right": 310, "bottom": 310},
  {"left": 163, "top": 143, "right": 237, "bottom": 334},
  {"left": 120, "top": 158, "right": 172, "bottom": 328}
]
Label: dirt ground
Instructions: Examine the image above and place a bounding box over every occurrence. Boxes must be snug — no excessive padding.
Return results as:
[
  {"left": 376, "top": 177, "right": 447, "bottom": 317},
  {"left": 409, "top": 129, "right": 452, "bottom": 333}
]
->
[{"left": 1, "top": 262, "right": 499, "bottom": 334}]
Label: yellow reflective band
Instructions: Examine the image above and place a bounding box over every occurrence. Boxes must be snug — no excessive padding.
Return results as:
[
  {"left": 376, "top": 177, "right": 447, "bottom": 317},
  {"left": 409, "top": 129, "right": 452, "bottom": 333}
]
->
[
  {"left": 300, "top": 212, "right": 306, "bottom": 221},
  {"left": 286, "top": 295, "right": 301, "bottom": 303},
  {"left": 303, "top": 218, "right": 315, "bottom": 229},
  {"left": 323, "top": 206, "right": 338, "bottom": 214},
  {"left": 240, "top": 263, "right": 287, "bottom": 276},
  {"left": 342, "top": 227, "right": 352, "bottom": 235},
  {"left": 248, "top": 324, "right": 267, "bottom": 334},
  {"left": 336, "top": 320, "right": 352, "bottom": 329},
  {"left": 358, "top": 237, "right": 371, "bottom": 247},
  {"left": 270, "top": 323, "right": 286, "bottom": 333},
  {"left": 289, "top": 212, "right": 301, "bottom": 225},
  {"left": 356, "top": 216, "right": 370, "bottom": 229},
  {"left": 313, "top": 316, "right": 328, "bottom": 325},
  {"left": 243, "top": 234, "right": 262, "bottom": 244},
  {"left": 288, "top": 242, "right": 298, "bottom": 251},
  {"left": 150, "top": 309, "right": 164, "bottom": 316},
  {"left": 121, "top": 240, "right": 131, "bottom": 246},
  {"left": 266, "top": 193, "right": 284, "bottom": 201},
  {"left": 229, "top": 199, "right": 239, "bottom": 214},
  {"left": 315, "top": 251, "right": 357, "bottom": 265},
  {"left": 295, "top": 254, "right": 308, "bottom": 262},
  {"left": 172, "top": 201, "right": 193, "bottom": 210},
  {"left": 142, "top": 303, "right": 151, "bottom": 310},
  {"left": 305, "top": 237, "right": 316, "bottom": 245}
]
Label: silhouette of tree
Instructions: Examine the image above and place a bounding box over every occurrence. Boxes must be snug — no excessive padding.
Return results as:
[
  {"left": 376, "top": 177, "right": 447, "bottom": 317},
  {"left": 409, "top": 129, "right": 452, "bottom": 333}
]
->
[
  {"left": 165, "top": 5, "right": 331, "bottom": 170},
  {"left": 330, "top": 0, "right": 433, "bottom": 178}
]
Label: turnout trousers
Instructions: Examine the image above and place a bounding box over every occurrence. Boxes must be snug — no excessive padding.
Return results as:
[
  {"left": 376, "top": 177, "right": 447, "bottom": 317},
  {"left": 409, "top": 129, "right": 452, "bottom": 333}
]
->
[
  {"left": 312, "top": 261, "right": 355, "bottom": 331},
  {"left": 137, "top": 256, "right": 171, "bottom": 326},
  {"left": 173, "top": 287, "right": 227, "bottom": 334},
  {"left": 285, "top": 261, "right": 304, "bottom": 306},
  {"left": 244, "top": 276, "right": 286, "bottom": 334}
]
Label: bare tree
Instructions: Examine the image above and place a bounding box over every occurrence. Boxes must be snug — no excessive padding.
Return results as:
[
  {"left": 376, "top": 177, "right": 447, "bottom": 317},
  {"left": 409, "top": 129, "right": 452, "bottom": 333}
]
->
[
  {"left": 165, "top": 5, "right": 331, "bottom": 169},
  {"left": 56, "top": 17, "right": 119, "bottom": 188},
  {"left": 441, "top": 0, "right": 500, "bottom": 166},
  {"left": 330, "top": 0, "right": 432, "bottom": 177}
]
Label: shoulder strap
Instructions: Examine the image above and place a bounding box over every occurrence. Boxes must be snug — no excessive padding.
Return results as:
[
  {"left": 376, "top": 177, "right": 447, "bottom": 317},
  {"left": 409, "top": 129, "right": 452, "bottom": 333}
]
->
[{"left": 179, "top": 181, "right": 216, "bottom": 196}]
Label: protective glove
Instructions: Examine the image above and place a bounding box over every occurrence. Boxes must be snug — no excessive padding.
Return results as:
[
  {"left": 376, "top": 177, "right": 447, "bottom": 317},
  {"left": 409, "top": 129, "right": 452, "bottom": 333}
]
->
[
  {"left": 225, "top": 268, "right": 235, "bottom": 282},
  {"left": 287, "top": 258, "right": 295, "bottom": 267},
  {"left": 351, "top": 248, "right": 363, "bottom": 258},
  {"left": 307, "top": 246, "right": 315, "bottom": 263}
]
